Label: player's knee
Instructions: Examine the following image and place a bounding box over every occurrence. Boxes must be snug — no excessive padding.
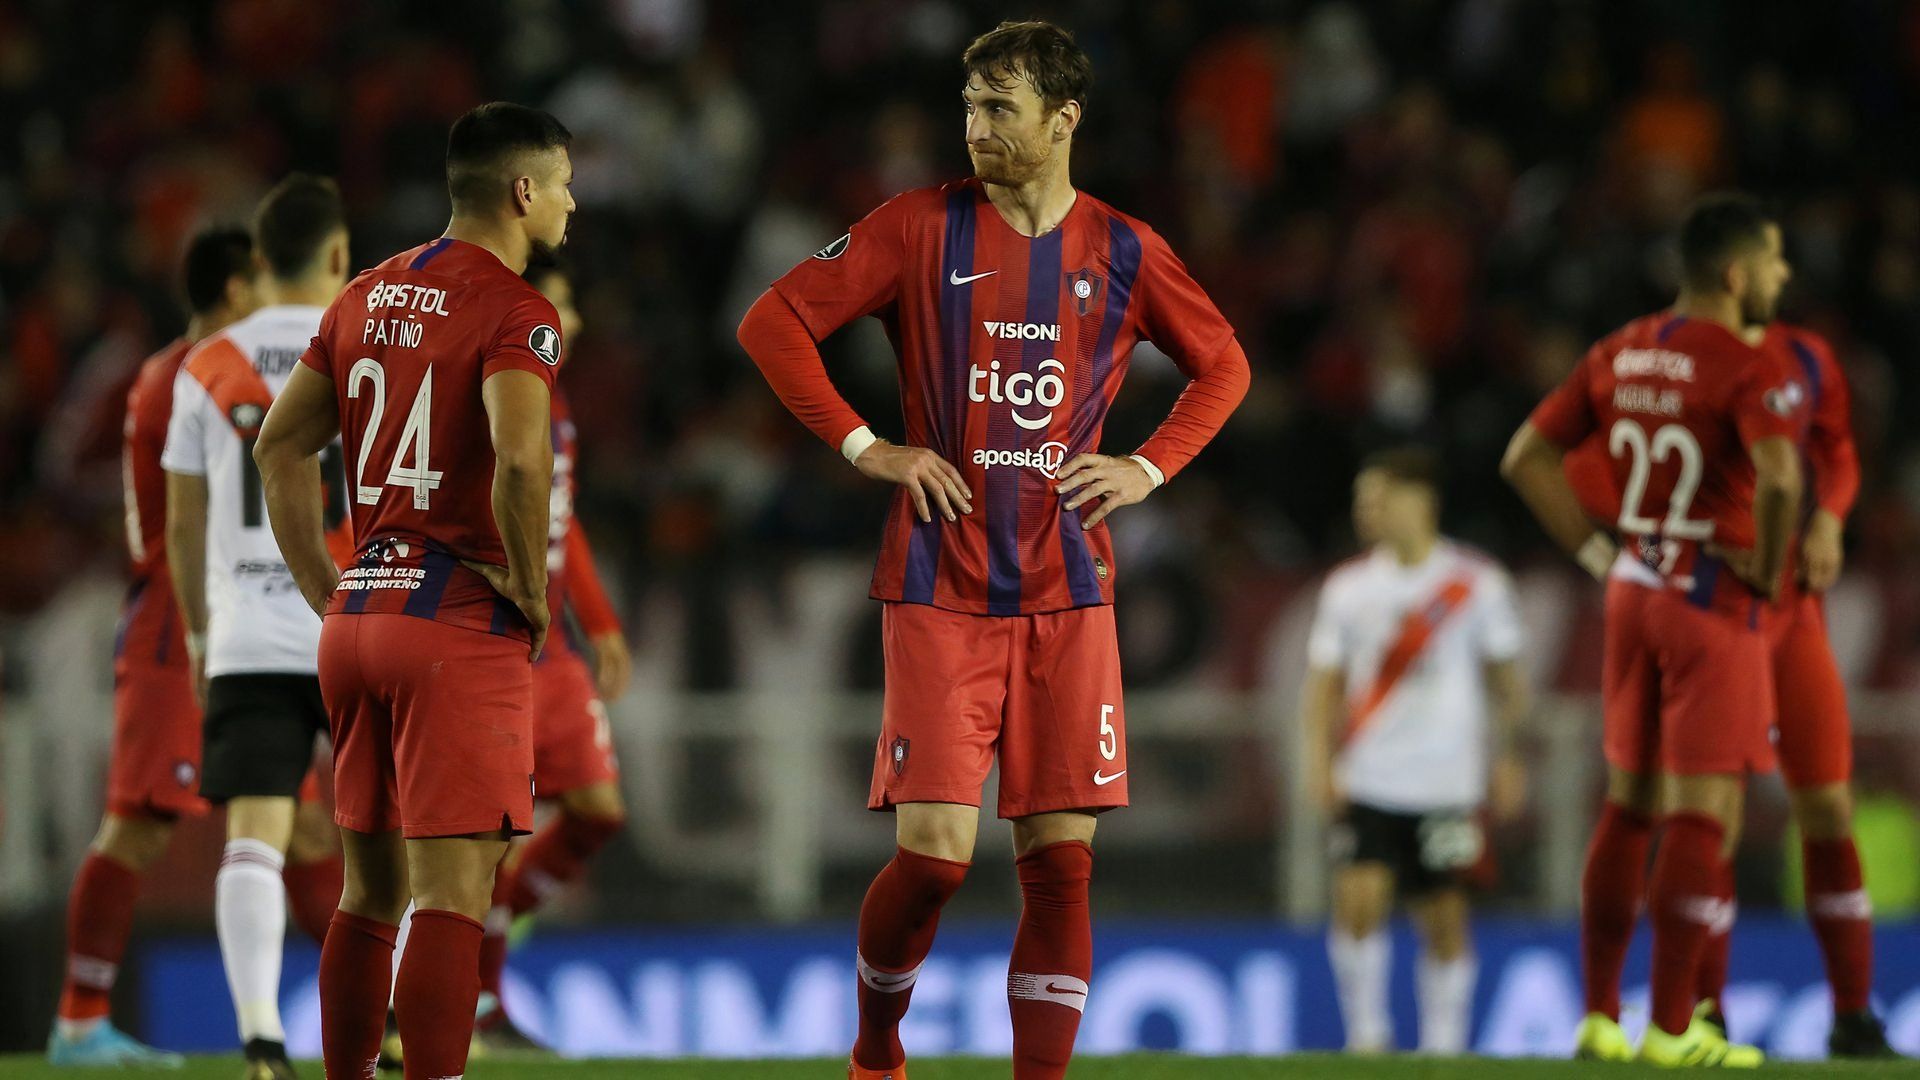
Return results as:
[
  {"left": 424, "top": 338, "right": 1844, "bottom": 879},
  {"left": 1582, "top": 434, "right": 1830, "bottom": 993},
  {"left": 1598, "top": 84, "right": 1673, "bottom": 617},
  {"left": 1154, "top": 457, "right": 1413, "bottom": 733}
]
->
[
  {"left": 559, "top": 782, "right": 627, "bottom": 823},
  {"left": 94, "top": 812, "right": 175, "bottom": 870},
  {"left": 897, "top": 805, "right": 979, "bottom": 862},
  {"left": 1605, "top": 768, "right": 1658, "bottom": 815},
  {"left": 1790, "top": 784, "right": 1853, "bottom": 839},
  {"left": 225, "top": 795, "right": 297, "bottom": 851}
]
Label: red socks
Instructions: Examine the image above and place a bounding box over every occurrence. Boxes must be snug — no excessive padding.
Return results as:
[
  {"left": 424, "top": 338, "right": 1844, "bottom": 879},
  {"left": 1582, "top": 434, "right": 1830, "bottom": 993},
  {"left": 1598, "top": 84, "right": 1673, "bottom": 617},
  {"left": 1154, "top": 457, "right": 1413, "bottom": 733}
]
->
[
  {"left": 852, "top": 847, "right": 970, "bottom": 1070},
  {"left": 1804, "top": 836, "right": 1874, "bottom": 1013},
  {"left": 1009, "top": 841, "right": 1094, "bottom": 1080},
  {"left": 284, "top": 855, "right": 344, "bottom": 946},
  {"left": 319, "top": 911, "right": 397, "bottom": 1080},
  {"left": 1695, "top": 858, "right": 1735, "bottom": 1006},
  {"left": 394, "top": 909, "right": 484, "bottom": 1079},
  {"left": 478, "top": 813, "right": 624, "bottom": 1021},
  {"left": 1648, "top": 813, "right": 1731, "bottom": 1036},
  {"left": 59, "top": 852, "right": 141, "bottom": 1022},
  {"left": 1579, "top": 802, "right": 1652, "bottom": 1020},
  {"left": 500, "top": 813, "right": 624, "bottom": 915}
]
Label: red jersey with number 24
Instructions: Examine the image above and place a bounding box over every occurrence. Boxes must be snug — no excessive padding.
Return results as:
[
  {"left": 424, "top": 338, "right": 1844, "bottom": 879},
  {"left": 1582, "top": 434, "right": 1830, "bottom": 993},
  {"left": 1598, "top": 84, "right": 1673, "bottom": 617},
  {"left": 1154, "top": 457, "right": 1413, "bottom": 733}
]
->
[
  {"left": 1531, "top": 312, "right": 1806, "bottom": 618},
  {"left": 299, "top": 237, "right": 562, "bottom": 639}
]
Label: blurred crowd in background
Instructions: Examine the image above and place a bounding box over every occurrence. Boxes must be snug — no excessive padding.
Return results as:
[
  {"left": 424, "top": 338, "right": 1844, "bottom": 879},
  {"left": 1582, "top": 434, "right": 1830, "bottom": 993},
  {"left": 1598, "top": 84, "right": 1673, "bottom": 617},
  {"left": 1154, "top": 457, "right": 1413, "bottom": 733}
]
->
[
  {"left": 8, "top": 0, "right": 1920, "bottom": 642},
  {"left": 7, "top": 0, "right": 1920, "bottom": 920}
]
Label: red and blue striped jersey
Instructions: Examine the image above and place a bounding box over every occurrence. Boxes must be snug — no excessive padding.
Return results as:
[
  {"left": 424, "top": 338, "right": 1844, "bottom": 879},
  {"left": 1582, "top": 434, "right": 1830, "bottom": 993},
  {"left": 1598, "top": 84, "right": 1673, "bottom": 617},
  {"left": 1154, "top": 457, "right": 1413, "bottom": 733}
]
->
[{"left": 770, "top": 179, "right": 1237, "bottom": 616}]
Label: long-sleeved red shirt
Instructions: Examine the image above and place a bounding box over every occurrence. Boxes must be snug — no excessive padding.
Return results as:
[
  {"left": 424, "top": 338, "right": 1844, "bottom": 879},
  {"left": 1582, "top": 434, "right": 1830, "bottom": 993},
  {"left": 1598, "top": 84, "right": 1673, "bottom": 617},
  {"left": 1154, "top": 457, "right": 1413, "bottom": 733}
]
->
[{"left": 739, "top": 178, "right": 1249, "bottom": 616}]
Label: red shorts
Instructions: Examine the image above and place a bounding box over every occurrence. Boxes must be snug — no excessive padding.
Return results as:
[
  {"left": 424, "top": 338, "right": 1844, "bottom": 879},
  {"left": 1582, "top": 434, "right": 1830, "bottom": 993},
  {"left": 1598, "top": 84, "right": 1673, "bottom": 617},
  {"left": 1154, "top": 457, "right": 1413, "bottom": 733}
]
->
[
  {"left": 531, "top": 646, "right": 619, "bottom": 796},
  {"left": 1602, "top": 578, "right": 1776, "bottom": 777},
  {"left": 319, "top": 613, "right": 535, "bottom": 838},
  {"left": 106, "top": 660, "right": 208, "bottom": 819},
  {"left": 1768, "top": 589, "right": 1852, "bottom": 788},
  {"left": 871, "top": 602, "right": 1127, "bottom": 820}
]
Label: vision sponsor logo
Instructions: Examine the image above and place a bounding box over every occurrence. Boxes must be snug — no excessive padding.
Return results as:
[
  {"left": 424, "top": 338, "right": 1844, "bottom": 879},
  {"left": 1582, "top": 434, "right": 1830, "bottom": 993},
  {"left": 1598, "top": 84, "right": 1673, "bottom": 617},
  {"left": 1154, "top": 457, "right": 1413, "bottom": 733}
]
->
[
  {"left": 1612, "top": 348, "right": 1695, "bottom": 381},
  {"left": 365, "top": 280, "right": 453, "bottom": 316},
  {"left": 982, "top": 321, "right": 1061, "bottom": 341},
  {"left": 973, "top": 441, "right": 1069, "bottom": 477},
  {"left": 969, "top": 359, "right": 1067, "bottom": 431}
]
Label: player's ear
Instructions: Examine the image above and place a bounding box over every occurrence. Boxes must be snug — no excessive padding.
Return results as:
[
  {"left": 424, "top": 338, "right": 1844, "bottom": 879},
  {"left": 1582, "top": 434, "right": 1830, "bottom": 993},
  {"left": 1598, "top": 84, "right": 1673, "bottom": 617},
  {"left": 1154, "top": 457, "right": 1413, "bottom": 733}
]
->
[
  {"left": 1056, "top": 100, "right": 1081, "bottom": 141},
  {"left": 328, "top": 230, "right": 348, "bottom": 278},
  {"left": 512, "top": 174, "right": 535, "bottom": 218}
]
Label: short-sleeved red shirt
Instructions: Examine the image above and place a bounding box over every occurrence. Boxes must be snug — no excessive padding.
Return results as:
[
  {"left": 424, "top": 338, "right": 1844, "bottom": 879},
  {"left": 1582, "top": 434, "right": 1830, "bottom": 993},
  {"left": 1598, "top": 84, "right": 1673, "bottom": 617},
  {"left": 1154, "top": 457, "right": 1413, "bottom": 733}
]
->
[
  {"left": 1534, "top": 312, "right": 1806, "bottom": 616},
  {"left": 301, "top": 238, "right": 562, "bottom": 639}
]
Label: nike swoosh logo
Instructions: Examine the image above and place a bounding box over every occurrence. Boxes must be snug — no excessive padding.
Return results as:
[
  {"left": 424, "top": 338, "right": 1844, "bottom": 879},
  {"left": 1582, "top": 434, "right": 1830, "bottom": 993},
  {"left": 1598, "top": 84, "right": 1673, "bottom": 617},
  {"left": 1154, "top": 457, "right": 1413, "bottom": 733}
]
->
[
  {"left": 1092, "top": 769, "right": 1126, "bottom": 786},
  {"left": 949, "top": 269, "right": 998, "bottom": 285},
  {"left": 1044, "top": 981, "right": 1087, "bottom": 997}
]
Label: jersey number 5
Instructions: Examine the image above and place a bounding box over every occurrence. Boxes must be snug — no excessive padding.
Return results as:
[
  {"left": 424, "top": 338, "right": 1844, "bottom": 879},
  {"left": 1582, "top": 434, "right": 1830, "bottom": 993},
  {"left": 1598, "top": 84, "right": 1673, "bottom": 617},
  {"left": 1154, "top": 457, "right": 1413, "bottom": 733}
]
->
[
  {"left": 347, "top": 358, "right": 443, "bottom": 510},
  {"left": 1608, "top": 418, "right": 1712, "bottom": 542}
]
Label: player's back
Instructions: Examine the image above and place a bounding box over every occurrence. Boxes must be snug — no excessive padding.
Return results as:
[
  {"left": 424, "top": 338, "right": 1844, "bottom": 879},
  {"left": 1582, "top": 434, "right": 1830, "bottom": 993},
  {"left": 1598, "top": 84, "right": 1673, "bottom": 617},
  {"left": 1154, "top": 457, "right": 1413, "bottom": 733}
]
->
[
  {"left": 1536, "top": 312, "right": 1805, "bottom": 613},
  {"left": 304, "top": 237, "right": 562, "bottom": 638},
  {"left": 168, "top": 304, "right": 342, "bottom": 675}
]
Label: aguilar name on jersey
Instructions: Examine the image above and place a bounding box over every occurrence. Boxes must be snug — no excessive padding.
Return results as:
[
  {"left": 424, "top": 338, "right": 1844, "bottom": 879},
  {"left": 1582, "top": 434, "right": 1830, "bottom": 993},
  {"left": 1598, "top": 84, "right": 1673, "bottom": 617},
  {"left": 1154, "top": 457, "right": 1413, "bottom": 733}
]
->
[
  {"left": 1531, "top": 313, "right": 1806, "bottom": 617},
  {"left": 161, "top": 306, "right": 353, "bottom": 676},
  {"left": 771, "top": 179, "right": 1238, "bottom": 616},
  {"left": 300, "top": 238, "right": 562, "bottom": 640}
]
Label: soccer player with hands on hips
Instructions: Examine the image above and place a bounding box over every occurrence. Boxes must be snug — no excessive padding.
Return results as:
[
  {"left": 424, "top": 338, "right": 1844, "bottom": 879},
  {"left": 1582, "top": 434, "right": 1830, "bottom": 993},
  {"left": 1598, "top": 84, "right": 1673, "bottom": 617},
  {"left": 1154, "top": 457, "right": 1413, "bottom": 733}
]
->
[
  {"left": 254, "top": 102, "right": 574, "bottom": 1080},
  {"left": 1302, "top": 447, "right": 1529, "bottom": 1057},
  {"left": 739, "top": 20, "right": 1249, "bottom": 1080},
  {"left": 1504, "top": 193, "right": 1805, "bottom": 1069}
]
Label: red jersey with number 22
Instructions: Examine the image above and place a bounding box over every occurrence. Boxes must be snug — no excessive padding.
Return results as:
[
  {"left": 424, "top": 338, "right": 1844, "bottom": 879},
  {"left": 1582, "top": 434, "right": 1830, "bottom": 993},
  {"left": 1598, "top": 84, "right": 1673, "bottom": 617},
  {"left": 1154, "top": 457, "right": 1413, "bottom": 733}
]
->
[
  {"left": 1531, "top": 312, "right": 1806, "bottom": 618},
  {"left": 300, "top": 237, "right": 562, "bottom": 639}
]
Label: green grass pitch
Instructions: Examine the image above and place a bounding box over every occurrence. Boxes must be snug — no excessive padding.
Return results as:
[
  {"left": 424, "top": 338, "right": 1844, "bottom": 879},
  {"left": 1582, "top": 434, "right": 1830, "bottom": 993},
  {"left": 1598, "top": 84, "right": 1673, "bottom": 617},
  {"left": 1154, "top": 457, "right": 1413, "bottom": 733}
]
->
[{"left": 2, "top": 1055, "right": 1911, "bottom": 1079}]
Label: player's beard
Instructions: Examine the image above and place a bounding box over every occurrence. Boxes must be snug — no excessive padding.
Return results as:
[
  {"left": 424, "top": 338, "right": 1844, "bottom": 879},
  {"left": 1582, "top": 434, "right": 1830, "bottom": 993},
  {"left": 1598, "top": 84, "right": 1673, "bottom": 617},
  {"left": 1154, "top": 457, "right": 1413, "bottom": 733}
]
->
[
  {"left": 971, "top": 136, "right": 1053, "bottom": 187},
  {"left": 1740, "top": 287, "right": 1777, "bottom": 327}
]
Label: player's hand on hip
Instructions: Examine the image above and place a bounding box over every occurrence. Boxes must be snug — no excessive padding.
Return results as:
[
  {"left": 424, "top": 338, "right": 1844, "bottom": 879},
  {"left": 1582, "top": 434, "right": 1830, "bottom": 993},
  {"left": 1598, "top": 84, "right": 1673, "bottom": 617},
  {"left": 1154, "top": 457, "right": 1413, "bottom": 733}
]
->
[
  {"left": 1799, "top": 508, "right": 1844, "bottom": 592},
  {"left": 590, "top": 630, "right": 633, "bottom": 700},
  {"left": 853, "top": 439, "right": 973, "bottom": 523},
  {"left": 1055, "top": 454, "right": 1154, "bottom": 529},
  {"left": 1708, "top": 543, "right": 1779, "bottom": 601},
  {"left": 465, "top": 560, "right": 551, "bottom": 661}
]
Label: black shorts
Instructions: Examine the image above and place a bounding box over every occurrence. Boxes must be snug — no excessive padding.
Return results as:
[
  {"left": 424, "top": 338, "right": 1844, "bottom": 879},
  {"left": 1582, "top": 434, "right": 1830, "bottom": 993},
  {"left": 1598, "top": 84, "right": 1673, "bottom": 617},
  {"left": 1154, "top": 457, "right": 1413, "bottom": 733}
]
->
[
  {"left": 200, "top": 673, "right": 328, "bottom": 802},
  {"left": 1329, "top": 801, "right": 1483, "bottom": 897}
]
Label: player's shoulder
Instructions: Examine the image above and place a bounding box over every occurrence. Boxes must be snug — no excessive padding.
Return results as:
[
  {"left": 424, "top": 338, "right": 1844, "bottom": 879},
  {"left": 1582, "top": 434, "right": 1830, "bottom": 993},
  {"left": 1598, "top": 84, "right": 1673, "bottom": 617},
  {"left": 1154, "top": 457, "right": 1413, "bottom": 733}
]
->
[
  {"left": 1321, "top": 550, "right": 1377, "bottom": 593},
  {"left": 1593, "top": 311, "right": 1683, "bottom": 355},
  {"left": 1442, "top": 540, "right": 1513, "bottom": 586},
  {"left": 1073, "top": 191, "right": 1168, "bottom": 257},
  {"left": 859, "top": 182, "right": 964, "bottom": 228},
  {"left": 134, "top": 336, "right": 194, "bottom": 389},
  {"left": 180, "top": 321, "right": 252, "bottom": 379},
  {"left": 1764, "top": 321, "right": 1840, "bottom": 370}
]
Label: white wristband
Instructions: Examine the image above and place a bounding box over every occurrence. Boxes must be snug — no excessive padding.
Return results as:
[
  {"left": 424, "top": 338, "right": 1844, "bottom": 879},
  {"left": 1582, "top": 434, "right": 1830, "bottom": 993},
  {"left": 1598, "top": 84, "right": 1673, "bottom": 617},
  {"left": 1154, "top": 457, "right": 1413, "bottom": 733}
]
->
[
  {"left": 1128, "top": 454, "right": 1165, "bottom": 489},
  {"left": 1576, "top": 533, "right": 1618, "bottom": 583},
  {"left": 840, "top": 425, "right": 878, "bottom": 465}
]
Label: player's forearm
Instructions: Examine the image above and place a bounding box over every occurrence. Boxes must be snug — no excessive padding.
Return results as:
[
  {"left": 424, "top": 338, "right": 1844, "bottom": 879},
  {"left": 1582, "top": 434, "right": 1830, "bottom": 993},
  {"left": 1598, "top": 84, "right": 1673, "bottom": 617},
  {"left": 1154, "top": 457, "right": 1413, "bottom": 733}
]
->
[
  {"left": 562, "top": 520, "right": 622, "bottom": 636},
  {"left": 1133, "top": 338, "right": 1251, "bottom": 483},
  {"left": 738, "top": 289, "right": 871, "bottom": 454},
  {"left": 257, "top": 450, "right": 338, "bottom": 614},
  {"left": 1750, "top": 455, "right": 1804, "bottom": 594},
  {"left": 1811, "top": 435, "right": 1860, "bottom": 520},
  {"left": 492, "top": 452, "right": 552, "bottom": 605},
  {"left": 1500, "top": 424, "right": 1614, "bottom": 579},
  {"left": 1487, "top": 661, "right": 1529, "bottom": 756},
  {"left": 1300, "top": 669, "right": 1345, "bottom": 776},
  {"left": 163, "top": 475, "right": 210, "bottom": 635}
]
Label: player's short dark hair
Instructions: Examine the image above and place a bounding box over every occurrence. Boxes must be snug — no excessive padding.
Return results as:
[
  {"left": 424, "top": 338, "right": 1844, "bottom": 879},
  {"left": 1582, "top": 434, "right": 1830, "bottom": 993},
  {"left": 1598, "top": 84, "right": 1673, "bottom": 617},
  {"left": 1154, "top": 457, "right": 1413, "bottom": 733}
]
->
[
  {"left": 253, "top": 173, "right": 346, "bottom": 279},
  {"left": 1679, "top": 192, "right": 1776, "bottom": 292},
  {"left": 1360, "top": 446, "right": 1441, "bottom": 492},
  {"left": 447, "top": 102, "right": 572, "bottom": 212},
  {"left": 182, "top": 225, "right": 254, "bottom": 316},
  {"left": 962, "top": 20, "right": 1093, "bottom": 113}
]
